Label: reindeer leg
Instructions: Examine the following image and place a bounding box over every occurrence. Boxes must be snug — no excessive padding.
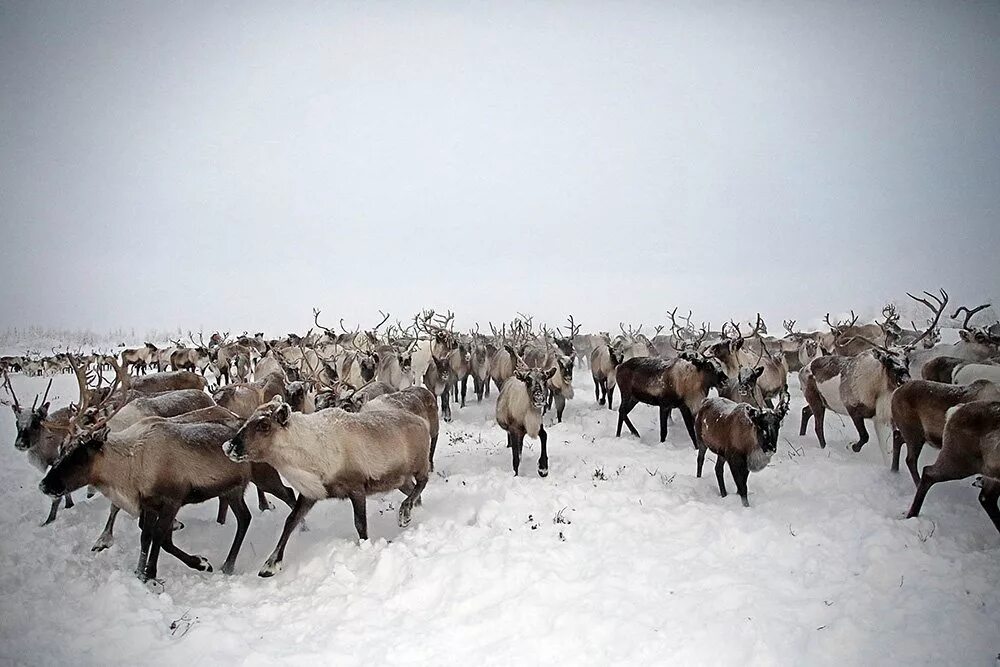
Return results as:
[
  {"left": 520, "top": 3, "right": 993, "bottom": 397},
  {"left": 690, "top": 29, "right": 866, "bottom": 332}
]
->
[
  {"left": 64, "top": 493, "right": 74, "bottom": 509},
  {"left": 799, "top": 405, "right": 812, "bottom": 436},
  {"left": 259, "top": 495, "right": 316, "bottom": 577},
  {"left": 679, "top": 406, "right": 698, "bottom": 448},
  {"left": 440, "top": 392, "right": 452, "bottom": 422},
  {"left": 135, "top": 511, "right": 152, "bottom": 580},
  {"left": 696, "top": 442, "right": 707, "bottom": 478},
  {"left": 220, "top": 491, "right": 251, "bottom": 574},
  {"left": 92, "top": 504, "right": 121, "bottom": 552},
  {"left": 511, "top": 433, "right": 524, "bottom": 476},
  {"left": 257, "top": 487, "right": 273, "bottom": 511},
  {"left": 216, "top": 497, "right": 228, "bottom": 524},
  {"left": 607, "top": 383, "right": 616, "bottom": 411},
  {"left": 399, "top": 473, "right": 428, "bottom": 527},
  {"left": 658, "top": 405, "right": 670, "bottom": 443},
  {"left": 902, "top": 433, "right": 925, "bottom": 488},
  {"left": 848, "top": 409, "right": 870, "bottom": 452},
  {"left": 41, "top": 497, "right": 61, "bottom": 526},
  {"left": 594, "top": 376, "right": 603, "bottom": 405},
  {"left": 349, "top": 493, "right": 368, "bottom": 539},
  {"left": 555, "top": 394, "right": 566, "bottom": 423},
  {"left": 616, "top": 397, "right": 639, "bottom": 438},
  {"left": 460, "top": 376, "right": 468, "bottom": 408},
  {"left": 537, "top": 426, "right": 549, "bottom": 477},
  {"left": 976, "top": 477, "right": 1000, "bottom": 535},
  {"left": 714, "top": 455, "right": 728, "bottom": 498},
  {"left": 813, "top": 404, "right": 828, "bottom": 449},
  {"left": 143, "top": 506, "right": 178, "bottom": 583},
  {"left": 907, "top": 460, "right": 967, "bottom": 519},
  {"left": 730, "top": 456, "right": 751, "bottom": 507}
]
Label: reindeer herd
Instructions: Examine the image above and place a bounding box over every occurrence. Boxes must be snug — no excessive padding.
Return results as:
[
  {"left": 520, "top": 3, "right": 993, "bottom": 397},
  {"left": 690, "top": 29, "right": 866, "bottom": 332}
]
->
[{"left": 2, "top": 292, "right": 1000, "bottom": 585}]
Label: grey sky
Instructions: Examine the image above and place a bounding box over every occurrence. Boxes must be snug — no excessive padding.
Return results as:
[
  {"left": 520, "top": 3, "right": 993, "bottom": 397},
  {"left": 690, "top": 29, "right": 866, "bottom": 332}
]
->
[{"left": 2, "top": 1, "right": 998, "bottom": 335}]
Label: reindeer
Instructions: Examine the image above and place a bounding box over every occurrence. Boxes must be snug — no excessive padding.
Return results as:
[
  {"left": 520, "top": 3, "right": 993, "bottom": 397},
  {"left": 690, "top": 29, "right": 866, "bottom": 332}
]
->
[
  {"left": 121, "top": 343, "right": 157, "bottom": 375},
  {"left": 800, "top": 289, "right": 948, "bottom": 460},
  {"left": 613, "top": 323, "right": 656, "bottom": 361},
  {"left": 223, "top": 397, "right": 431, "bottom": 576},
  {"left": 905, "top": 400, "right": 1000, "bottom": 534},
  {"left": 615, "top": 351, "right": 728, "bottom": 446},
  {"left": 40, "top": 407, "right": 255, "bottom": 583},
  {"left": 546, "top": 354, "right": 575, "bottom": 423},
  {"left": 590, "top": 343, "right": 623, "bottom": 409},
  {"left": 496, "top": 367, "right": 557, "bottom": 477},
  {"left": 823, "top": 311, "right": 891, "bottom": 357},
  {"left": 555, "top": 316, "right": 581, "bottom": 361},
  {"left": 695, "top": 392, "right": 789, "bottom": 507},
  {"left": 704, "top": 314, "right": 787, "bottom": 406},
  {"left": 891, "top": 379, "right": 1000, "bottom": 486},
  {"left": 3, "top": 373, "right": 79, "bottom": 525},
  {"left": 448, "top": 337, "right": 473, "bottom": 409},
  {"left": 913, "top": 302, "right": 1000, "bottom": 380},
  {"left": 469, "top": 328, "right": 493, "bottom": 402}
]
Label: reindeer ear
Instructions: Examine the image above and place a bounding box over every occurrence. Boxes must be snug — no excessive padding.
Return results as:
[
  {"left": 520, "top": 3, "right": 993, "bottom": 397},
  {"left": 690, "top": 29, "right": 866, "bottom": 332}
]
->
[
  {"left": 753, "top": 366, "right": 764, "bottom": 380},
  {"left": 544, "top": 367, "right": 556, "bottom": 380},
  {"left": 515, "top": 370, "right": 530, "bottom": 383},
  {"left": 274, "top": 402, "right": 291, "bottom": 426}
]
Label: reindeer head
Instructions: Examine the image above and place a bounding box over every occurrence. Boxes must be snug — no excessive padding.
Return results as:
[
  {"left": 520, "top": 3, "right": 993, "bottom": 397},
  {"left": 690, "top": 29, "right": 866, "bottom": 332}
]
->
[
  {"left": 872, "top": 349, "right": 910, "bottom": 388},
  {"left": 515, "top": 367, "right": 556, "bottom": 410},
  {"left": 224, "top": 396, "right": 291, "bottom": 463},
  {"left": 38, "top": 424, "right": 110, "bottom": 498}
]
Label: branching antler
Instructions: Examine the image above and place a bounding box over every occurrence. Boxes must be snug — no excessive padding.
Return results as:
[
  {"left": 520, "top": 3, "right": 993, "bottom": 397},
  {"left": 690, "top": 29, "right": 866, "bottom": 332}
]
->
[
  {"left": 904, "top": 289, "right": 949, "bottom": 350},
  {"left": 1, "top": 370, "right": 20, "bottom": 411},
  {"left": 312, "top": 308, "right": 337, "bottom": 337},
  {"left": 951, "top": 303, "right": 990, "bottom": 331}
]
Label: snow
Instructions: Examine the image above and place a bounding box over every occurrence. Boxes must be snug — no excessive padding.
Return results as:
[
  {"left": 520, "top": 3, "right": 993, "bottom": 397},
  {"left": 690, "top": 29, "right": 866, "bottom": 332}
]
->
[{"left": 1, "top": 371, "right": 998, "bottom": 665}]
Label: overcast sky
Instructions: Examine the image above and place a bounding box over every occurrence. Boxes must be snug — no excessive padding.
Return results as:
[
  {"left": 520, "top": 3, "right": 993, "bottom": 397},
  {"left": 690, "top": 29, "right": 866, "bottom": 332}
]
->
[{"left": 1, "top": 1, "right": 998, "bottom": 335}]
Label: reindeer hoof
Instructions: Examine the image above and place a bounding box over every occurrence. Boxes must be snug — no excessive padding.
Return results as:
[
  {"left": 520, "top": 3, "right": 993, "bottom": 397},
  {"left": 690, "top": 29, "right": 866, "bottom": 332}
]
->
[
  {"left": 145, "top": 578, "right": 165, "bottom": 594},
  {"left": 193, "top": 556, "right": 213, "bottom": 572},
  {"left": 39, "top": 518, "right": 55, "bottom": 527},
  {"left": 598, "top": 398, "right": 605, "bottom": 406},
  {"left": 538, "top": 466, "right": 548, "bottom": 478},
  {"left": 91, "top": 536, "right": 113, "bottom": 552},
  {"left": 221, "top": 561, "right": 235, "bottom": 575},
  {"left": 398, "top": 508, "right": 412, "bottom": 528},
  {"left": 258, "top": 561, "right": 282, "bottom": 578},
  {"left": 172, "top": 520, "right": 184, "bottom": 531},
  {"left": 259, "top": 501, "right": 274, "bottom": 512},
  {"left": 851, "top": 442, "right": 864, "bottom": 453}
]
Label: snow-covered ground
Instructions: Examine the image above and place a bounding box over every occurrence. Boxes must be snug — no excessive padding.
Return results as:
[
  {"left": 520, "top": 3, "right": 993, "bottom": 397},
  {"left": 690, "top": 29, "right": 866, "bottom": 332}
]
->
[{"left": 0, "top": 370, "right": 997, "bottom": 666}]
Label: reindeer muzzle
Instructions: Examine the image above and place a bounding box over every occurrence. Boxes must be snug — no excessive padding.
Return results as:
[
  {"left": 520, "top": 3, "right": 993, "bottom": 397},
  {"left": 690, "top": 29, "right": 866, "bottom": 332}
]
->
[{"left": 222, "top": 439, "right": 246, "bottom": 462}]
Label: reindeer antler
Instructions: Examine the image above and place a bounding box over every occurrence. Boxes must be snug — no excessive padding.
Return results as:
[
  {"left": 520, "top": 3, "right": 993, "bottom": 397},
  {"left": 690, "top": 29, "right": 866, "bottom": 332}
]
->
[
  {"left": 1, "top": 370, "right": 20, "bottom": 412},
  {"left": 951, "top": 303, "right": 990, "bottom": 331},
  {"left": 904, "top": 289, "right": 949, "bottom": 350}
]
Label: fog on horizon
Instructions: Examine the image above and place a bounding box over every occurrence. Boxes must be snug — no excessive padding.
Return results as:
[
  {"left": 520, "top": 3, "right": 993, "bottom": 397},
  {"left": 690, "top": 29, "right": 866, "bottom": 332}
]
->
[{"left": 1, "top": 1, "right": 998, "bottom": 336}]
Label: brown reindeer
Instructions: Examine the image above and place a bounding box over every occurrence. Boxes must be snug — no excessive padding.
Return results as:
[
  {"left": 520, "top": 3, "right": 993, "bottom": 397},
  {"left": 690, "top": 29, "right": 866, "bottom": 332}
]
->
[
  {"left": 905, "top": 400, "right": 1000, "bottom": 534},
  {"left": 890, "top": 379, "right": 1000, "bottom": 486},
  {"left": 695, "top": 392, "right": 789, "bottom": 507},
  {"left": 40, "top": 410, "right": 255, "bottom": 583},
  {"left": 614, "top": 353, "right": 728, "bottom": 446}
]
